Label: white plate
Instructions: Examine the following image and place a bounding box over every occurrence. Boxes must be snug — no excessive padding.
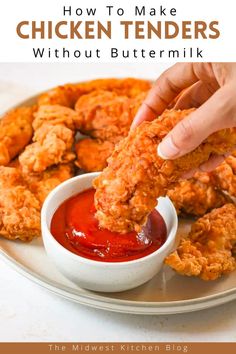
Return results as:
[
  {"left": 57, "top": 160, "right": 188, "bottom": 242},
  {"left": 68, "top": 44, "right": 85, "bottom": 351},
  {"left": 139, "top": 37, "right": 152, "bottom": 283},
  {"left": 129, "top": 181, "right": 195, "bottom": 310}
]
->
[{"left": 1, "top": 92, "right": 236, "bottom": 315}]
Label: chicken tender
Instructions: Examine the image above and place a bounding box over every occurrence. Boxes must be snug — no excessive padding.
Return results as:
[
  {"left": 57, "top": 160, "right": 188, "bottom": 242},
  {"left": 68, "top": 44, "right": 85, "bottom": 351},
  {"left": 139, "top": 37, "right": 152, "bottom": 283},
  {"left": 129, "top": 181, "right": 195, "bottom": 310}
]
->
[
  {"left": 32, "top": 104, "right": 75, "bottom": 130},
  {"left": 94, "top": 109, "right": 236, "bottom": 233},
  {"left": 75, "top": 139, "right": 114, "bottom": 172},
  {"left": 0, "top": 106, "right": 35, "bottom": 166},
  {"left": 38, "top": 78, "right": 151, "bottom": 108},
  {"left": 210, "top": 154, "right": 236, "bottom": 198},
  {"left": 74, "top": 90, "right": 145, "bottom": 172},
  {"left": 0, "top": 166, "right": 41, "bottom": 241},
  {"left": 165, "top": 204, "right": 236, "bottom": 280},
  {"left": 23, "top": 163, "right": 74, "bottom": 204},
  {"left": 167, "top": 176, "right": 230, "bottom": 216},
  {"left": 19, "top": 105, "right": 77, "bottom": 173},
  {"left": 74, "top": 90, "right": 146, "bottom": 142}
]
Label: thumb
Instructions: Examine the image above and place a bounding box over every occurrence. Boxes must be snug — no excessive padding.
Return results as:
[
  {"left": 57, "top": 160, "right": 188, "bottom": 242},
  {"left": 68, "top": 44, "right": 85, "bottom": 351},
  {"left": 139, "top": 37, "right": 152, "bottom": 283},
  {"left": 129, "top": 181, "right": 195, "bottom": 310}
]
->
[{"left": 158, "top": 85, "right": 236, "bottom": 159}]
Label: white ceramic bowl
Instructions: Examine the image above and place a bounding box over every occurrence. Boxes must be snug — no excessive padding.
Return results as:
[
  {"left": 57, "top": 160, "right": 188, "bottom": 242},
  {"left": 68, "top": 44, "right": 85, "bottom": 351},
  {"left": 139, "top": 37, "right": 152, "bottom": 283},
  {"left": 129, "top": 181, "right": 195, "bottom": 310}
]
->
[{"left": 41, "top": 173, "right": 178, "bottom": 292}]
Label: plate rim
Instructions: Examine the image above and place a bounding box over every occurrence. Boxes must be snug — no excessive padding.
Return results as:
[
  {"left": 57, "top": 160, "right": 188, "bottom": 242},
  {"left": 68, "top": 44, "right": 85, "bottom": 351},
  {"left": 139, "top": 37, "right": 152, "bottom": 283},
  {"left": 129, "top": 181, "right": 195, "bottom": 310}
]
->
[{"left": 1, "top": 248, "right": 236, "bottom": 315}]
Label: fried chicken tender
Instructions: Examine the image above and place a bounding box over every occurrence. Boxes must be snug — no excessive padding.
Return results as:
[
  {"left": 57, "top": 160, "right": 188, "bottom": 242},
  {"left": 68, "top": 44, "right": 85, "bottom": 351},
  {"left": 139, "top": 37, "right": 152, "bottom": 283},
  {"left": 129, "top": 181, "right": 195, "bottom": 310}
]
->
[
  {"left": 32, "top": 104, "right": 75, "bottom": 130},
  {"left": 167, "top": 175, "right": 230, "bottom": 216},
  {"left": 0, "top": 161, "right": 74, "bottom": 241},
  {"left": 165, "top": 204, "right": 236, "bottom": 280},
  {"left": 168, "top": 152, "right": 236, "bottom": 216},
  {"left": 23, "top": 163, "right": 74, "bottom": 204},
  {"left": 10, "top": 159, "right": 74, "bottom": 205},
  {"left": 0, "top": 106, "right": 35, "bottom": 166},
  {"left": 19, "top": 105, "right": 77, "bottom": 173},
  {"left": 74, "top": 90, "right": 146, "bottom": 172},
  {"left": 94, "top": 109, "right": 236, "bottom": 233},
  {"left": 210, "top": 154, "right": 236, "bottom": 198},
  {"left": 0, "top": 166, "right": 41, "bottom": 241},
  {"left": 75, "top": 139, "right": 114, "bottom": 172},
  {"left": 38, "top": 78, "right": 151, "bottom": 108},
  {"left": 74, "top": 90, "right": 146, "bottom": 142}
]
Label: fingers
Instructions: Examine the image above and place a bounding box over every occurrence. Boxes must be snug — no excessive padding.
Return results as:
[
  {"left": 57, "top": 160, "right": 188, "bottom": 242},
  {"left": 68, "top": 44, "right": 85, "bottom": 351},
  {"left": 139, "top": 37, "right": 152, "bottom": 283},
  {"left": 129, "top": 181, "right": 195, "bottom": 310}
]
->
[
  {"left": 174, "top": 81, "right": 219, "bottom": 110},
  {"left": 131, "top": 63, "right": 198, "bottom": 129},
  {"left": 158, "top": 85, "right": 236, "bottom": 160},
  {"left": 131, "top": 103, "right": 157, "bottom": 130},
  {"left": 198, "top": 155, "right": 225, "bottom": 172},
  {"left": 181, "top": 155, "right": 225, "bottom": 179}
]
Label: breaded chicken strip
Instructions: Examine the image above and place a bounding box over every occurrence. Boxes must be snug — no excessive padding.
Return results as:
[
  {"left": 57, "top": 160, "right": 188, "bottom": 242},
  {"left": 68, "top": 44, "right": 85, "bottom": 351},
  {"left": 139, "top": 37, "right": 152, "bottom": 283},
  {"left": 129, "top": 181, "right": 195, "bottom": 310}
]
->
[
  {"left": 0, "top": 162, "right": 74, "bottom": 241},
  {"left": 0, "top": 167, "right": 41, "bottom": 241},
  {"left": 38, "top": 78, "right": 151, "bottom": 108},
  {"left": 167, "top": 175, "right": 230, "bottom": 216},
  {"left": 94, "top": 109, "right": 236, "bottom": 233},
  {"left": 165, "top": 204, "right": 236, "bottom": 280},
  {"left": 19, "top": 105, "right": 77, "bottom": 173},
  {"left": 0, "top": 106, "right": 35, "bottom": 166},
  {"left": 167, "top": 152, "right": 236, "bottom": 216},
  {"left": 74, "top": 90, "right": 146, "bottom": 142},
  {"left": 74, "top": 90, "right": 145, "bottom": 172},
  {"left": 210, "top": 154, "right": 236, "bottom": 198},
  {"left": 75, "top": 139, "right": 114, "bottom": 172},
  {"left": 10, "top": 159, "right": 74, "bottom": 205},
  {"left": 24, "top": 163, "right": 74, "bottom": 204},
  {"left": 32, "top": 104, "right": 75, "bottom": 130}
]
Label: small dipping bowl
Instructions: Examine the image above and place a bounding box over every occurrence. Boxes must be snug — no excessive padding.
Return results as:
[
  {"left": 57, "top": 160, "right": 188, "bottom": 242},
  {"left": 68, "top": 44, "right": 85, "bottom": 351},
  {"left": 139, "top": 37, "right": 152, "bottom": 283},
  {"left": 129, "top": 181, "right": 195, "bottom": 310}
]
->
[{"left": 41, "top": 173, "right": 178, "bottom": 292}]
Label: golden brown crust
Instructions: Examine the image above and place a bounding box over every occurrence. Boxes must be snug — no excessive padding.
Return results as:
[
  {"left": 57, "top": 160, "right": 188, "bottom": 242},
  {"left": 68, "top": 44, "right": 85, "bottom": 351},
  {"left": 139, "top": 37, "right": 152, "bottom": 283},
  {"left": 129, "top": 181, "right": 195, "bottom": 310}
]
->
[
  {"left": 0, "top": 162, "right": 74, "bottom": 241},
  {"left": 74, "top": 90, "right": 146, "bottom": 142},
  {"left": 165, "top": 204, "right": 236, "bottom": 280},
  {"left": 19, "top": 105, "right": 77, "bottom": 173},
  {"left": 94, "top": 109, "right": 236, "bottom": 233},
  {"left": 37, "top": 78, "right": 151, "bottom": 108},
  {"left": 210, "top": 154, "right": 236, "bottom": 198},
  {"left": 167, "top": 175, "right": 230, "bottom": 216},
  {"left": 0, "top": 166, "right": 41, "bottom": 241},
  {"left": 23, "top": 163, "right": 74, "bottom": 204},
  {"left": 75, "top": 139, "right": 114, "bottom": 172},
  {"left": 0, "top": 106, "right": 35, "bottom": 166}
]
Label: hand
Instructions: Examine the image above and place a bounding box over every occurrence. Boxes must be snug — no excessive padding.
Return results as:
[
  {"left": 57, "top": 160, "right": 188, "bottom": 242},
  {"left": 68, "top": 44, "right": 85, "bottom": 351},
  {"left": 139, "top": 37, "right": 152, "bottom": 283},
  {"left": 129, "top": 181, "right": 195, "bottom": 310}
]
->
[{"left": 131, "top": 63, "right": 236, "bottom": 175}]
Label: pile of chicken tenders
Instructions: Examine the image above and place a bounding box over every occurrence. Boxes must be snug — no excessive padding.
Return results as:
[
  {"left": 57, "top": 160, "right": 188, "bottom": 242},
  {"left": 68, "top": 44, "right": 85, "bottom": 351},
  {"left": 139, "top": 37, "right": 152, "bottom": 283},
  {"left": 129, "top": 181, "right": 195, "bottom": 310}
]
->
[{"left": 1, "top": 78, "right": 236, "bottom": 281}]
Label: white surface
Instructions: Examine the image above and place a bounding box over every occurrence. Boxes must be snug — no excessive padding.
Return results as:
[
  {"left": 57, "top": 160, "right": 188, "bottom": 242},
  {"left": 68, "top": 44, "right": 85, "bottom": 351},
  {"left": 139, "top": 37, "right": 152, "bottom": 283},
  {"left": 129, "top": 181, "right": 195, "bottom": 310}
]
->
[{"left": 0, "top": 63, "right": 235, "bottom": 342}]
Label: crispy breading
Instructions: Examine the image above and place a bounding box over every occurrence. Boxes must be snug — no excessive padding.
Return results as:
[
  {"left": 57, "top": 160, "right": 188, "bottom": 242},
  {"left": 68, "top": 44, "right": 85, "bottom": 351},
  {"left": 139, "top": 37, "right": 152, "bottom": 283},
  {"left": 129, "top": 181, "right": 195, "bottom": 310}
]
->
[
  {"left": 167, "top": 176, "right": 230, "bottom": 216},
  {"left": 168, "top": 153, "right": 236, "bottom": 216},
  {"left": 75, "top": 139, "right": 114, "bottom": 172},
  {"left": 24, "top": 163, "right": 74, "bottom": 204},
  {"left": 165, "top": 204, "right": 236, "bottom": 280},
  {"left": 19, "top": 105, "right": 77, "bottom": 173},
  {"left": 0, "top": 166, "right": 41, "bottom": 241},
  {"left": 32, "top": 104, "right": 75, "bottom": 130},
  {"left": 10, "top": 159, "right": 74, "bottom": 205},
  {"left": 37, "top": 78, "right": 151, "bottom": 108},
  {"left": 0, "top": 162, "right": 74, "bottom": 241},
  {"left": 74, "top": 90, "right": 146, "bottom": 142},
  {"left": 74, "top": 90, "right": 146, "bottom": 172},
  {"left": 0, "top": 106, "right": 35, "bottom": 166},
  {"left": 94, "top": 109, "right": 236, "bottom": 233},
  {"left": 19, "top": 124, "right": 75, "bottom": 173},
  {"left": 210, "top": 154, "right": 236, "bottom": 198}
]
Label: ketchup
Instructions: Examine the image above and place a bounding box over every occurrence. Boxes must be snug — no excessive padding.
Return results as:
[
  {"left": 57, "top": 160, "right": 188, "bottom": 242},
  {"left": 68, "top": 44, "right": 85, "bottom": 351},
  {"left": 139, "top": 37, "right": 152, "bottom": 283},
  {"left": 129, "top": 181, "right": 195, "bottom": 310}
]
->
[{"left": 51, "top": 188, "right": 167, "bottom": 262}]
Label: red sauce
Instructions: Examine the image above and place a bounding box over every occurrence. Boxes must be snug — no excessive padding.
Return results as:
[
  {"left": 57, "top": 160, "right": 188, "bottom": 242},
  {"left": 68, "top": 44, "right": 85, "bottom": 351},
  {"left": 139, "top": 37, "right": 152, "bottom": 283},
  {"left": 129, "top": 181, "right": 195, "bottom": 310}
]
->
[{"left": 51, "top": 188, "right": 167, "bottom": 262}]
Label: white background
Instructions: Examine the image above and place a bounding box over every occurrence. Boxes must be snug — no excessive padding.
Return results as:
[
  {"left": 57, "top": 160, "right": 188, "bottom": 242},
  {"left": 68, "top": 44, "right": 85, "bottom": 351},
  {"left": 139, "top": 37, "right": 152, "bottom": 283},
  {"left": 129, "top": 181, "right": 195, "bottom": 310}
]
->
[
  {"left": 0, "top": 0, "right": 235, "bottom": 62},
  {"left": 0, "top": 63, "right": 235, "bottom": 342}
]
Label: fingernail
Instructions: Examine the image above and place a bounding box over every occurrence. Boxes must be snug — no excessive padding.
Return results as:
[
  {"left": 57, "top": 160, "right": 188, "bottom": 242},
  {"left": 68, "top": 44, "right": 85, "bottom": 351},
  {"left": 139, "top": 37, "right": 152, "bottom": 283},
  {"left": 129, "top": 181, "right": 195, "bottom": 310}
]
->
[{"left": 157, "top": 136, "right": 180, "bottom": 159}]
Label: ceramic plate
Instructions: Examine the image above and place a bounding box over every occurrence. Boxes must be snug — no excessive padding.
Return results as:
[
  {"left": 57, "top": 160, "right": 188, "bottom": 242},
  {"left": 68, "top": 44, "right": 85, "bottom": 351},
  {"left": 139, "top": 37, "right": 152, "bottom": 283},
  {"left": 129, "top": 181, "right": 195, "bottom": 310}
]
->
[{"left": 0, "top": 93, "right": 236, "bottom": 315}]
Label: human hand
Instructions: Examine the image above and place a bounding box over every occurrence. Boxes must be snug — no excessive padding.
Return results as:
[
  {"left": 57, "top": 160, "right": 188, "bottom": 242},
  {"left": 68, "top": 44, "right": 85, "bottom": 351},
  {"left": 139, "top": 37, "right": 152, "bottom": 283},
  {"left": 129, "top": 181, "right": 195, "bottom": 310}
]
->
[{"left": 131, "top": 63, "right": 236, "bottom": 175}]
